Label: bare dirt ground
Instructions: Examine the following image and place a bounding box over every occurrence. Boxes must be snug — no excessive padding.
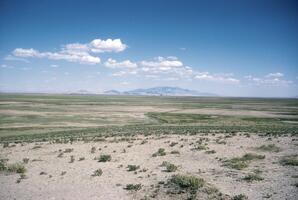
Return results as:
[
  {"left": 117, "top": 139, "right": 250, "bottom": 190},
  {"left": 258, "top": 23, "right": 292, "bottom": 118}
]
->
[{"left": 0, "top": 134, "right": 297, "bottom": 200}]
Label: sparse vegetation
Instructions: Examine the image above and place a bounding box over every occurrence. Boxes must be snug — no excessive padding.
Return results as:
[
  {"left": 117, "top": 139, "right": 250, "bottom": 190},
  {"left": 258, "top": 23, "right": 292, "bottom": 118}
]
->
[
  {"left": 223, "top": 153, "right": 265, "bottom": 170},
  {"left": 98, "top": 154, "right": 111, "bottom": 162},
  {"left": 124, "top": 184, "right": 142, "bottom": 191},
  {"left": 279, "top": 155, "right": 298, "bottom": 166},
  {"left": 152, "top": 148, "right": 166, "bottom": 157},
  {"left": 168, "top": 174, "right": 205, "bottom": 190},
  {"left": 7, "top": 163, "right": 26, "bottom": 174},
  {"left": 205, "top": 150, "right": 216, "bottom": 154},
  {"left": 70, "top": 155, "right": 75, "bottom": 163},
  {"left": 243, "top": 173, "right": 264, "bottom": 182},
  {"left": 127, "top": 165, "right": 140, "bottom": 171},
  {"left": 23, "top": 158, "right": 29, "bottom": 164},
  {"left": 231, "top": 194, "right": 248, "bottom": 200},
  {"left": 0, "top": 95, "right": 297, "bottom": 199},
  {"left": 92, "top": 168, "right": 103, "bottom": 177},
  {"left": 161, "top": 161, "right": 178, "bottom": 172},
  {"left": 256, "top": 144, "right": 280, "bottom": 152},
  {"left": 91, "top": 147, "right": 96, "bottom": 153},
  {"left": 78, "top": 157, "right": 85, "bottom": 161},
  {"left": 170, "top": 150, "right": 180, "bottom": 154},
  {"left": 64, "top": 148, "right": 73, "bottom": 153}
]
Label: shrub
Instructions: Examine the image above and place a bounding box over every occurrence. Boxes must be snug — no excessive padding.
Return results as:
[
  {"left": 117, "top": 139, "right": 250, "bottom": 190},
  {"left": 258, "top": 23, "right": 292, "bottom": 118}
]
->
[
  {"left": 127, "top": 165, "right": 140, "bottom": 171},
  {"left": 169, "top": 174, "right": 204, "bottom": 190},
  {"left": 0, "top": 159, "right": 7, "bottom": 171},
  {"left": 57, "top": 152, "right": 64, "bottom": 158},
  {"left": 279, "top": 155, "right": 298, "bottom": 166},
  {"left": 169, "top": 142, "right": 178, "bottom": 147},
  {"left": 243, "top": 173, "right": 264, "bottom": 182},
  {"left": 124, "top": 184, "right": 142, "bottom": 191},
  {"left": 223, "top": 153, "right": 265, "bottom": 170},
  {"left": 69, "top": 155, "right": 75, "bottom": 163},
  {"left": 3, "top": 142, "right": 9, "bottom": 148},
  {"left": 205, "top": 150, "right": 216, "bottom": 154},
  {"left": 165, "top": 163, "right": 178, "bottom": 172},
  {"left": 79, "top": 157, "right": 85, "bottom": 161},
  {"left": 92, "top": 168, "right": 103, "bottom": 177},
  {"left": 231, "top": 194, "right": 248, "bottom": 200},
  {"left": 64, "top": 148, "right": 73, "bottom": 153},
  {"left": 257, "top": 144, "right": 280, "bottom": 152},
  {"left": 7, "top": 163, "right": 26, "bottom": 174},
  {"left": 98, "top": 154, "right": 111, "bottom": 162},
  {"left": 91, "top": 147, "right": 96, "bottom": 154},
  {"left": 170, "top": 150, "right": 180, "bottom": 154},
  {"left": 192, "top": 144, "right": 207, "bottom": 151},
  {"left": 152, "top": 148, "right": 166, "bottom": 157},
  {"left": 23, "top": 158, "right": 29, "bottom": 164}
]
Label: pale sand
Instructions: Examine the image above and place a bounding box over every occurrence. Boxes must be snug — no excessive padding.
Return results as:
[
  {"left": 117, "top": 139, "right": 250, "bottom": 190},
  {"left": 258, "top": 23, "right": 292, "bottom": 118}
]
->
[{"left": 0, "top": 134, "right": 297, "bottom": 200}]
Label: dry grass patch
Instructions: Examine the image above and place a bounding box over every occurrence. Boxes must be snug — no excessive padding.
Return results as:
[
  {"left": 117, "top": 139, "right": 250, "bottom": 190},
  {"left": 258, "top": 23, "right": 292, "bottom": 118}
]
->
[{"left": 223, "top": 153, "right": 265, "bottom": 170}]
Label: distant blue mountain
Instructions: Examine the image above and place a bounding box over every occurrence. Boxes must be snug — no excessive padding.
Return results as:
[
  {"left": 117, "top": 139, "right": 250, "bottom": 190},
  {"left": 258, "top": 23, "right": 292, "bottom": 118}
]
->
[{"left": 104, "top": 86, "right": 217, "bottom": 96}]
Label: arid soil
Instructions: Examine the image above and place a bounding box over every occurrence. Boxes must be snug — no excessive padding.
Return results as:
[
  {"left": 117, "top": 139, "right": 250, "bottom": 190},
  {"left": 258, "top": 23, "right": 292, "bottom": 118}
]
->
[{"left": 0, "top": 134, "right": 297, "bottom": 200}]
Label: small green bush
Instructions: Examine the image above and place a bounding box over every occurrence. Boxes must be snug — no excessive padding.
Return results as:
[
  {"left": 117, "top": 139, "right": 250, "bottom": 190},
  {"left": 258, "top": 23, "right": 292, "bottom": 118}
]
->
[
  {"left": 205, "top": 150, "right": 216, "bottom": 154},
  {"left": 91, "top": 147, "right": 96, "bottom": 154},
  {"left": 224, "top": 153, "right": 265, "bottom": 170},
  {"left": 92, "top": 168, "right": 103, "bottom": 177},
  {"left": 169, "top": 174, "right": 204, "bottom": 190},
  {"left": 279, "top": 155, "right": 298, "bottom": 166},
  {"left": 152, "top": 148, "right": 166, "bottom": 157},
  {"left": 243, "top": 173, "right": 264, "bottom": 182},
  {"left": 170, "top": 150, "right": 180, "bottom": 154},
  {"left": 98, "top": 154, "right": 111, "bottom": 162},
  {"left": 7, "top": 163, "right": 26, "bottom": 174},
  {"left": 231, "top": 194, "right": 248, "bottom": 200},
  {"left": 127, "top": 165, "right": 140, "bottom": 171},
  {"left": 124, "top": 184, "right": 142, "bottom": 191}
]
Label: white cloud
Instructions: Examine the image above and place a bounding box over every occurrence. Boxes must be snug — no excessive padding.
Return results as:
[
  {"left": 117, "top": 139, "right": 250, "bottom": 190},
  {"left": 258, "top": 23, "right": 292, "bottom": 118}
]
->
[
  {"left": 1, "top": 64, "right": 14, "bottom": 69},
  {"left": 104, "top": 58, "right": 137, "bottom": 69},
  {"left": 265, "top": 72, "right": 283, "bottom": 78},
  {"left": 245, "top": 73, "right": 292, "bottom": 86},
  {"left": 90, "top": 39, "right": 126, "bottom": 53},
  {"left": 11, "top": 38, "right": 128, "bottom": 65},
  {"left": 195, "top": 72, "right": 239, "bottom": 83},
  {"left": 140, "top": 56, "right": 183, "bottom": 71},
  {"left": 50, "top": 64, "right": 59, "bottom": 68},
  {"left": 13, "top": 48, "right": 100, "bottom": 65},
  {"left": 120, "top": 81, "right": 129, "bottom": 85},
  {"left": 4, "top": 55, "right": 30, "bottom": 63}
]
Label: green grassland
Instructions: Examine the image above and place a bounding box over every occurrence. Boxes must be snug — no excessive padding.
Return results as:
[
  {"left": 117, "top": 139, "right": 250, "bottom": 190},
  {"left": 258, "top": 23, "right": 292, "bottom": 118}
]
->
[{"left": 0, "top": 94, "right": 297, "bottom": 143}]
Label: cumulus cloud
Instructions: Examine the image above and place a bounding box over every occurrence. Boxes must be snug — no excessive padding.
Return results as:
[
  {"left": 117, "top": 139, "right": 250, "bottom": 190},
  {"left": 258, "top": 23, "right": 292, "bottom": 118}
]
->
[
  {"left": 90, "top": 39, "right": 126, "bottom": 53},
  {"left": 4, "top": 55, "right": 30, "bottom": 63},
  {"left": 195, "top": 72, "right": 239, "bottom": 83},
  {"left": 1, "top": 64, "right": 14, "bottom": 69},
  {"left": 107, "top": 56, "right": 238, "bottom": 84},
  {"left": 104, "top": 58, "right": 137, "bottom": 69},
  {"left": 265, "top": 72, "right": 284, "bottom": 78},
  {"left": 245, "top": 73, "right": 292, "bottom": 86},
  {"left": 13, "top": 48, "right": 100, "bottom": 65},
  {"left": 11, "top": 38, "right": 127, "bottom": 65},
  {"left": 140, "top": 56, "right": 183, "bottom": 71}
]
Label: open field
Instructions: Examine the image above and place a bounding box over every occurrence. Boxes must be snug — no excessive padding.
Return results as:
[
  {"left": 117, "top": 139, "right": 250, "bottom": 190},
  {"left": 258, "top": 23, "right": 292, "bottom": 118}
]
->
[{"left": 0, "top": 94, "right": 298, "bottom": 199}]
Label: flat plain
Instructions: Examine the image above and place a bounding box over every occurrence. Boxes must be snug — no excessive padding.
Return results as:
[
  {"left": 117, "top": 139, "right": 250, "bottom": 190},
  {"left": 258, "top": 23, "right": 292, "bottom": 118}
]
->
[{"left": 0, "top": 94, "right": 297, "bottom": 200}]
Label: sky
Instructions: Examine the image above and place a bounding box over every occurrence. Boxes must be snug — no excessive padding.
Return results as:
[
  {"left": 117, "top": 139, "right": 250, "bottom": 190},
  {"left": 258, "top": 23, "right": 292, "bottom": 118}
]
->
[{"left": 0, "top": 0, "right": 297, "bottom": 97}]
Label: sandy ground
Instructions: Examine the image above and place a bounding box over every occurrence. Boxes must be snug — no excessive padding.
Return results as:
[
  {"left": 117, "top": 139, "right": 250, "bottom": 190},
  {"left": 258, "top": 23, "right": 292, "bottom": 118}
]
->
[{"left": 0, "top": 134, "right": 297, "bottom": 200}]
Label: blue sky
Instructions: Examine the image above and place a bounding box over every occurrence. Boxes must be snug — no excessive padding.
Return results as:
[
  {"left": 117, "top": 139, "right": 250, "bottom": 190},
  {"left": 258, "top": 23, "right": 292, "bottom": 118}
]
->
[{"left": 0, "top": 0, "right": 297, "bottom": 97}]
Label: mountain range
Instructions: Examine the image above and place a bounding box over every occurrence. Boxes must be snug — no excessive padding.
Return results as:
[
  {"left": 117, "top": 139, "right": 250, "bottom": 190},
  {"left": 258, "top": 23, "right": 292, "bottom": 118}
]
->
[{"left": 103, "top": 87, "right": 217, "bottom": 96}]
